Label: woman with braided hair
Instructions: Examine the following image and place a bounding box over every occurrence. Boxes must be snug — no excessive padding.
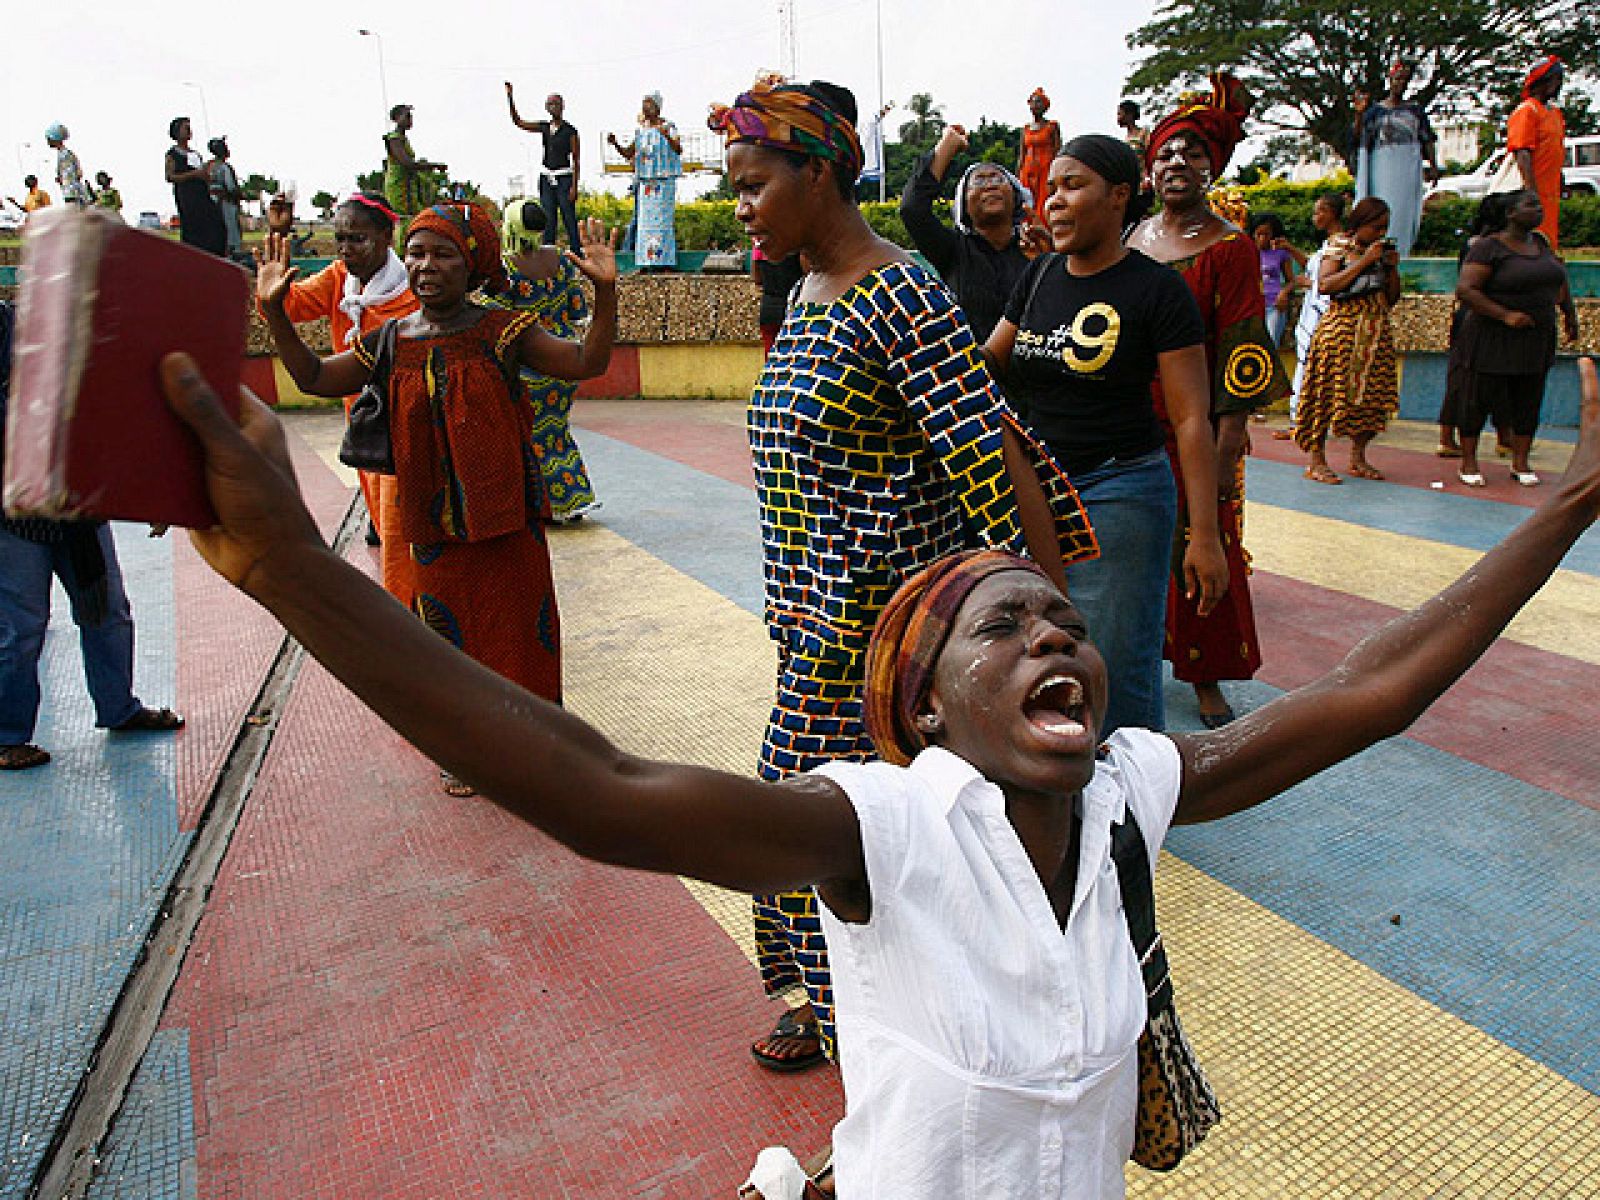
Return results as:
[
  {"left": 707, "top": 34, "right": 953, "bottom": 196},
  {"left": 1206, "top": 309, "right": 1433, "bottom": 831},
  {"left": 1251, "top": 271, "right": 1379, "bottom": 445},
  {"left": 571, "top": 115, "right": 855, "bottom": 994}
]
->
[
  {"left": 707, "top": 74, "right": 1097, "bottom": 1076},
  {"left": 1129, "top": 73, "right": 1288, "bottom": 729},
  {"left": 257, "top": 202, "right": 618, "bottom": 793}
]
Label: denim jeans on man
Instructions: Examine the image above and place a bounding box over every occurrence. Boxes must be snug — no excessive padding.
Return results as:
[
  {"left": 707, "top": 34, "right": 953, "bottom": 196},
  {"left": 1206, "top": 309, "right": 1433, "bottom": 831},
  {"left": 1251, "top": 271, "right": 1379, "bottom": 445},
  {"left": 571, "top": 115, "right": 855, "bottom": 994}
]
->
[
  {"left": 538, "top": 172, "right": 582, "bottom": 252},
  {"left": 1063, "top": 447, "right": 1178, "bottom": 737},
  {"left": 0, "top": 523, "right": 141, "bottom": 745}
]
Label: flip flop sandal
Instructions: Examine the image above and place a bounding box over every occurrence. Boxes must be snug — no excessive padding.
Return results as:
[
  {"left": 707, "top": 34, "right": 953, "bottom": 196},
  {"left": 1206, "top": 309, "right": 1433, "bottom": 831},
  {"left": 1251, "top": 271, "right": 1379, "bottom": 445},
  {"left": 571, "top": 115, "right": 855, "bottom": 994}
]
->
[
  {"left": 1457, "top": 471, "right": 1487, "bottom": 488},
  {"left": 440, "top": 770, "right": 477, "bottom": 797},
  {"left": 0, "top": 744, "right": 51, "bottom": 770},
  {"left": 751, "top": 1008, "right": 826, "bottom": 1073},
  {"left": 1347, "top": 463, "right": 1385, "bottom": 480},
  {"left": 112, "top": 706, "right": 185, "bottom": 732},
  {"left": 1303, "top": 466, "right": 1342, "bottom": 485},
  {"left": 1271, "top": 428, "right": 1295, "bottom": 440},
  {"left": 1511, "top": 470, "right": 1541, "bottom": 487},
  {"left": 1434, "top": 446, "right": 1463, "bottom": 458}
]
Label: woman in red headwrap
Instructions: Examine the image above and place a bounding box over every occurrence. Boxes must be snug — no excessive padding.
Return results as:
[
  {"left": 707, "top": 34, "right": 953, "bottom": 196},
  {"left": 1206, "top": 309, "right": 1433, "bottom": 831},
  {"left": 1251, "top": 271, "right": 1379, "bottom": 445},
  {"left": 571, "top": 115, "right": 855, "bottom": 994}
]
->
[
  {"left": 1508, "top": 56, "right": 1566, "bottom": 250},
  {"left": 1128, "top": 74, "right": 1287, "bottom": 728},
  {"left": 257, "top": 202, "right": 619, "bottom": 793},
  {"left": 166, "top": 340, "right": 1600, "bottom": 1195},
  {"left": 1017, "top": 88, "right": 1061, "bottom": 226}
]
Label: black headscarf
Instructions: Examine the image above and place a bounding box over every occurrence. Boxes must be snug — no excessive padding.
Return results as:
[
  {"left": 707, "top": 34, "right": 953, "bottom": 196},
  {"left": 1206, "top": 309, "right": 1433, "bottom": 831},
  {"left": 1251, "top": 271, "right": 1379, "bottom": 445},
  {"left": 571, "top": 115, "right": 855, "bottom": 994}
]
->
[{"left": 1060, "top": 134, "right": 1153, "bottom": 232}]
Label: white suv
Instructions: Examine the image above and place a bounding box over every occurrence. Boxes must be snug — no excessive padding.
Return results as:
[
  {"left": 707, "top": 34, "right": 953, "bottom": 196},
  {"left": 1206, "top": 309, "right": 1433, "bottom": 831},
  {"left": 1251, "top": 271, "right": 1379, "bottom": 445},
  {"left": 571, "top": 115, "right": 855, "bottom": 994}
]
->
[{"left": 1429, "top": 135, "right": 1600, "bottom": 199}]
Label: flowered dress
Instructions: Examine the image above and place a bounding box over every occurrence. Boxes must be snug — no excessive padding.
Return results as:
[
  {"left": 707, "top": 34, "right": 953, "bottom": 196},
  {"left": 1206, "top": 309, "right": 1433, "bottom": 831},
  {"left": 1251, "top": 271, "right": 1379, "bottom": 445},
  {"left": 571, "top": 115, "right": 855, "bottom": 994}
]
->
[
  {"left": 357, "top": 309, "right": 561, "bottom": 702},
  {"left": 1154, "top": 231, "right": 1287, "bottom": 687},
  {"left": 750, "top": 260, "right": 1097, "bottom": 1053},
  {"left": 633, "top": 122, "right": 682, "bottom": 268},
  {"left": 1294, "top": 233, "right": 1399, "bottom": 450},
  {"left": 481, "top": 257, "right": 599, "bottom": 519}
]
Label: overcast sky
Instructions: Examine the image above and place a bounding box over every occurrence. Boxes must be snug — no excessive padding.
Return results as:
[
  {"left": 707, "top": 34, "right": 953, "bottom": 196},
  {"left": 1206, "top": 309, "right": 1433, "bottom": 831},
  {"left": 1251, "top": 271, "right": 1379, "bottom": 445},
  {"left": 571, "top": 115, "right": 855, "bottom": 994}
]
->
[{"left": 7, "top": 0, "right": 1160, "bottom": 219}]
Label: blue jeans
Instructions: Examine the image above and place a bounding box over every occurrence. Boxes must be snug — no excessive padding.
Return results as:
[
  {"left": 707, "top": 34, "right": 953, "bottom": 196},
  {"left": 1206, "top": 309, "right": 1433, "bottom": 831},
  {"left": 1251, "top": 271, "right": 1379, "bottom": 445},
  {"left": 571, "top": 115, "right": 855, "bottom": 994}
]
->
[
  {"left": 1265, "top": 304, "right": 1288, "bottom": 348},
  {"left": 0, "top": 524, "right": 140, "bottom": 745},
  {"left": 1063, "top": 448, "right": 1177, "bottom": 737}
]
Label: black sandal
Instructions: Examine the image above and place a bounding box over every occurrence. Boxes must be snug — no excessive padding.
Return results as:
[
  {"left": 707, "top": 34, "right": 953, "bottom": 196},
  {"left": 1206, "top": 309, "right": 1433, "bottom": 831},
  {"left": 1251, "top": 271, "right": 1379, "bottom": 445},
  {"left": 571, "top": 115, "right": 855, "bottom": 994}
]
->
[
  {"left": 0, "top": 744, "right": 51, "bottom": 770},
  {"left": 111, "top": 706, "right": 185, "bottom": 732},
  {"left": 750, "top": 1007, "right": 826, "bottom": 1073}
]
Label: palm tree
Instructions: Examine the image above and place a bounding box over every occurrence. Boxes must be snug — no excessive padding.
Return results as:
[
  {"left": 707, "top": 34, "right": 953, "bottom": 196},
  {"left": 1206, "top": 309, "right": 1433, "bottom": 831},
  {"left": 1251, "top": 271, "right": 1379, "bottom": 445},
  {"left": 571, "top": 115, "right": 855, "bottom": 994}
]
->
[{"left": 898, "top": 93, "right": 945, "bottom": 153}]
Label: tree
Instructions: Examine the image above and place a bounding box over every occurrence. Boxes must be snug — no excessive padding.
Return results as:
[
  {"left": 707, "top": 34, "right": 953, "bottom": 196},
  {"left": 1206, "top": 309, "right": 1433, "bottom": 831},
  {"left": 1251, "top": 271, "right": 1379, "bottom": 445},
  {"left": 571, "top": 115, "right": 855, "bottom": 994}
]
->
[
  {"left": 238, "top": 173, "right": 280, "bottom": 217},
  {"left": 1125, "top": 0, "right": 1597, "bottom": 167},
  {"left": 898, "top": 93, "right": 946, "bottom": 156},
  {"left": 312, "top": 190, "right": 337, "bottom": 220},
  {"left": 356, "top": 168, "right": 384, "bottom": 195}
]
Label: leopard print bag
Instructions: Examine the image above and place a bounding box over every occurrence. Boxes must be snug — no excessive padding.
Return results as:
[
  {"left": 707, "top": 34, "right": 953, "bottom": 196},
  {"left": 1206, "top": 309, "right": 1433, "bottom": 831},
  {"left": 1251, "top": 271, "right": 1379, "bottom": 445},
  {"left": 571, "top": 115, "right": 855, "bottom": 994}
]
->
[{"left": 1112, "top": 815, "right": 1222, "bottom": 1172}]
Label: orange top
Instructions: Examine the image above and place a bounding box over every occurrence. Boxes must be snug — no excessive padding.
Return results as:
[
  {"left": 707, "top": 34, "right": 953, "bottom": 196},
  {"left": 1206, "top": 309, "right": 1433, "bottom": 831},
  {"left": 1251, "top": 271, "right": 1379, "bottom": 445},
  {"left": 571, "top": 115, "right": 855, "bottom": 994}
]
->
[
  {"left": 1506, "top": 98, "right": 1565, "bottom": 247},
  {"left": 274, "top": 260, "right": 419, "bottom": 349}
]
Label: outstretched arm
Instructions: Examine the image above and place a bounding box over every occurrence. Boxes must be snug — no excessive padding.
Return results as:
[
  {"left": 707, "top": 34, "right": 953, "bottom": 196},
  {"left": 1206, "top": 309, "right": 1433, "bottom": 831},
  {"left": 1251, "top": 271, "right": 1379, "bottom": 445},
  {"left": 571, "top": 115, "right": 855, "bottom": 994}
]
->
[
  {"left": 255, "top": 233, "right": 373, "bottom": 397},
  {"left": 512, "top": 219, "right": 619, "bottom": 380},
  {"left": 157, "top": 358, "right": 866, "bottom": 897},
  {"left": 1175, "top": 358, "right": 1600, "bottom": 823}
]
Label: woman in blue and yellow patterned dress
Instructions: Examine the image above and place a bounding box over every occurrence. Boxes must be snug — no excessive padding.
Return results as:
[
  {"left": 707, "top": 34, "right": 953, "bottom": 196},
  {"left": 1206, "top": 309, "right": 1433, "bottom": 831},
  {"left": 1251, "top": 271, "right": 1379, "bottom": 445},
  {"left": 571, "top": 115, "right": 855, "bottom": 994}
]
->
[
  {"left": 481, "top": 198, "right": 601, "bottom": 522},
  {"left": 708, "top": 75, "right": 1098, "bottom": 1074}
]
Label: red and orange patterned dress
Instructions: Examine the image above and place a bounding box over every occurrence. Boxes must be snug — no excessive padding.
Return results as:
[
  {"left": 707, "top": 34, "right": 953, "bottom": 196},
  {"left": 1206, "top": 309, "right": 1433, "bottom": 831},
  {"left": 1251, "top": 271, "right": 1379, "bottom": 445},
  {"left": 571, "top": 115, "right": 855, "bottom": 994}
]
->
[
  {"left": 359, "top": 308, "right": 562, "bottom": 702},
  {"left": 1153, "top": 231, "right": 1286, "bottom": 687}
]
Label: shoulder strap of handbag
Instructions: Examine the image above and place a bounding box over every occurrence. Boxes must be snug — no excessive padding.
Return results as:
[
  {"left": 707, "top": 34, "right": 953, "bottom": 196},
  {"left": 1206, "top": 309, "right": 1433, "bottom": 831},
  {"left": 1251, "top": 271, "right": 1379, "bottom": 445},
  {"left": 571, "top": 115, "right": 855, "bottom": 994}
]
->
[
  {"left": 371, "top": 317, "right": 401, "bottom": 388},
  {"left": 1111, "top": 809, "right": 1174, "bottom": 1017}
]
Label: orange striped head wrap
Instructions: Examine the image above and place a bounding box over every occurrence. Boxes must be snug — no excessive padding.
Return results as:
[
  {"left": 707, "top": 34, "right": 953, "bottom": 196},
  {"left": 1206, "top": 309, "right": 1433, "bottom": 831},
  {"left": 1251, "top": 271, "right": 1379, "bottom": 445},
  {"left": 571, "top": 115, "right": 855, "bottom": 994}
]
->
[
  {"left": 863, "top": 550, "right": 1053, "bottom": 767},
  {"left": 406, "top": 202, "right": 507, "bottom": 292},
  {"left": 707, "top": 76, "right": 864, "bottom": 186}
]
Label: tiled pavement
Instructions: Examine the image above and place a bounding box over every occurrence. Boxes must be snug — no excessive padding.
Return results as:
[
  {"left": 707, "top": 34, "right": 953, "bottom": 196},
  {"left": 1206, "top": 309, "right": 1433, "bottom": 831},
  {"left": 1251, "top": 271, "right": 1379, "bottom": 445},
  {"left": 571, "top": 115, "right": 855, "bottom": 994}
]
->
[{"left": 3, "top": 402, "right": 1597, "bottom": 1197}]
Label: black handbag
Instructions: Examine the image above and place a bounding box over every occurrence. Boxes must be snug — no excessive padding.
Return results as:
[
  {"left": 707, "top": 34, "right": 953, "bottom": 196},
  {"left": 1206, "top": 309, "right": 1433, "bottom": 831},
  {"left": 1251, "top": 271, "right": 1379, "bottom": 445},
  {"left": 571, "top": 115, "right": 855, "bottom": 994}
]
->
[
  {"left": 338, "top": 319, "right": 400, "bottom": 474},
  {"left": 1112, "top": 811, "right": 1222, "bottom": 1171}
]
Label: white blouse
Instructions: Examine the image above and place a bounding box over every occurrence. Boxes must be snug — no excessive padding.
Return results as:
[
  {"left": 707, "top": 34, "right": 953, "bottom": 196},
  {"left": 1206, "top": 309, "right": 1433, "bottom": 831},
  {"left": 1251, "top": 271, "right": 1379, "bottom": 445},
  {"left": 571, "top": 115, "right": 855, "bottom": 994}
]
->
[{"left": 815, "top": 729, "right": 1182, "bottom": 1199}]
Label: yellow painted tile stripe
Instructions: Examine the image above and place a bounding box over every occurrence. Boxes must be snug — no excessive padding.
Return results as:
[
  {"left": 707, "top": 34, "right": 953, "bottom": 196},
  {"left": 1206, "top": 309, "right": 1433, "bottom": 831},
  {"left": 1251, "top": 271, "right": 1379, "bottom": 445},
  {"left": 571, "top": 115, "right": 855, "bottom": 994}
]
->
[
  {"left": 1244, "top": 500, "right": 1600, "bottom": 666},
  {"left": 553, "top": 522, "right": 1600, "bottom": 1198}
]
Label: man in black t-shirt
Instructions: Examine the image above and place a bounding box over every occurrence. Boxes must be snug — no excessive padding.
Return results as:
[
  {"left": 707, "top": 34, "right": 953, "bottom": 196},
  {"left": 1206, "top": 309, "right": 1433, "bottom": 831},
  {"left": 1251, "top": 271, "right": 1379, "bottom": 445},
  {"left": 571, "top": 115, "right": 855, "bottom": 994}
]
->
[{"left": 505, "top": 83, "right": 583, "bottom": 253}]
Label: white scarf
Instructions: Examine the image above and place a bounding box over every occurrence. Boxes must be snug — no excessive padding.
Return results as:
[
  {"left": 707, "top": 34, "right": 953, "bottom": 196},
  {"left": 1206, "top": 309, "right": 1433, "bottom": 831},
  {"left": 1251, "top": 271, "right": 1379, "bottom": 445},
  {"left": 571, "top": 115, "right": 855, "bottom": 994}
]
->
[{"left": 338, "top": 250, "right": 410, "bottom": 346}]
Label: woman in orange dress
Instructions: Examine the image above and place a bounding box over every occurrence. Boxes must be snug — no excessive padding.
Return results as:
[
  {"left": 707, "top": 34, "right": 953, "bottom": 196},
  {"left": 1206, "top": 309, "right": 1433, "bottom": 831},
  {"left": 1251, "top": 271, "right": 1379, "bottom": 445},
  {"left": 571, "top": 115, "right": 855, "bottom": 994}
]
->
[
  {"left": 1016, "top": 87, "right": 1060, "bottom": 225},
  {"left": 268, "top": 192, "right": 418, "bottom": 543},
  {"left": 257, "top": 203, "right": 618, "bottom": 792}
]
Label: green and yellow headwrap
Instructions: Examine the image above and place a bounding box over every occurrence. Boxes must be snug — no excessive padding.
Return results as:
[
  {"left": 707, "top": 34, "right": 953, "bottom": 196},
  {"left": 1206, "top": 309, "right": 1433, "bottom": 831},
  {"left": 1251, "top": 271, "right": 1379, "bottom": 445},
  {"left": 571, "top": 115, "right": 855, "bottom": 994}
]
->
[{"left": 707, "top": 76, "right": 864, "bottom": 186}]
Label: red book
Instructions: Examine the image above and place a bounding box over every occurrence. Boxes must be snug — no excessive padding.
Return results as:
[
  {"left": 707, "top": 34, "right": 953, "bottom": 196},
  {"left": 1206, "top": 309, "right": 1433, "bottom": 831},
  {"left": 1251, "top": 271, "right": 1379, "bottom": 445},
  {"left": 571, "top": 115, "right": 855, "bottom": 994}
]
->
[{"left": 3, "top": 207, "right": 247, "bottom": 528}]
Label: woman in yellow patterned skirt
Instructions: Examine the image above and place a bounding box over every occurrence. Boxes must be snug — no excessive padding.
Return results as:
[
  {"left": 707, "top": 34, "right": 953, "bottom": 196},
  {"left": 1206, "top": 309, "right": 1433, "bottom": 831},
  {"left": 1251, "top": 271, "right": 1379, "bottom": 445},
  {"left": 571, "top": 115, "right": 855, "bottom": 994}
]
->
[{"left": 1294, "top": 197, "right": 1402, "bottom": 484}]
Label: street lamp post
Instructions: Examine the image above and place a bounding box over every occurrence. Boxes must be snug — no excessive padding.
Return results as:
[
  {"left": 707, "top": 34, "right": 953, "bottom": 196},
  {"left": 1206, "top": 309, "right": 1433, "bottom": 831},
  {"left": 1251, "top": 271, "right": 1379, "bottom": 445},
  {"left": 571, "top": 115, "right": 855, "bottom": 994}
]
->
[
  {"left": 359, "top": 29, "right": 390, "bottom": 115},
  {"left": 182, "top": 82, "right": 212, "bottom": 141}
]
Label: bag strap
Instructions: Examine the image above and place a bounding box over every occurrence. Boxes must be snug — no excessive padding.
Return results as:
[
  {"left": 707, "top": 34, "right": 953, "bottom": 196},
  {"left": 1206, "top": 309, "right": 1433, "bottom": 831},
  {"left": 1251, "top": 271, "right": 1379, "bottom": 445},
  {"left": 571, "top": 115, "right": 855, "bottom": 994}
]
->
[
  {"left": 1110, "top": 810, "right": 1174, "bottom": 1017},
  {"left": 371, "top": 317, "right": 400, "bottom": 389}
]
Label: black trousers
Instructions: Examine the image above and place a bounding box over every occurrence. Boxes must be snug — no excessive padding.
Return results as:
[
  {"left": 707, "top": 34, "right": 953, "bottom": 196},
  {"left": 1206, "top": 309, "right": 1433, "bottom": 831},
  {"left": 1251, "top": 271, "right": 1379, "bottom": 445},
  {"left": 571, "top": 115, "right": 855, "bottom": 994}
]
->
[{"left": 538, "top": 173, "right": 581, "bottom": 251}]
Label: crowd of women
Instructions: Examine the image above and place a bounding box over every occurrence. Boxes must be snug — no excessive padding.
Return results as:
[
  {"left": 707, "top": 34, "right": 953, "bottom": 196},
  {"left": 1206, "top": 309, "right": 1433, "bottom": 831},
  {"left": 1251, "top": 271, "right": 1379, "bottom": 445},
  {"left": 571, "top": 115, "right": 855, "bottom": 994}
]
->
[{"left": 177, "top": 62, "right": 1589, "bottom": 1198}]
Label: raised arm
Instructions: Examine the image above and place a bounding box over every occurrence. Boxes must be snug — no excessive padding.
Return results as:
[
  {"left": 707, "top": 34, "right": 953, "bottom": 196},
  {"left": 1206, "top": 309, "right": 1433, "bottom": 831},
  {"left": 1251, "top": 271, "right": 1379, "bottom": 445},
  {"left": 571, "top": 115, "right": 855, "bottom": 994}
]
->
[
  {"left": 899, "top": 126, "right": 966, "bottom": 274},
  {"left": 504, "top": 82, "right": 549, "bottom": 134},
  {"left": 512, "top": 219, "right": 618, "bottom": 380},
  {"left": 255, "top": 233, "right": 374, "bottom": 397},
  {"left": 159, "top": 358, "right": 866, "bottom": 897},
  {"left": 1175, "top": 358, "right": 1600, "bottom": 823}
]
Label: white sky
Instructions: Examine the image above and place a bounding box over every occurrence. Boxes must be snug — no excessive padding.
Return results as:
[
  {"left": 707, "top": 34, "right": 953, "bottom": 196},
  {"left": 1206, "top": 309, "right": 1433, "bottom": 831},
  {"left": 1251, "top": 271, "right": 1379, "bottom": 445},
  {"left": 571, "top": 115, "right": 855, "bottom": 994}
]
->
[{"left": 6, "top": 0, "right": 1160, "bottom": 219}]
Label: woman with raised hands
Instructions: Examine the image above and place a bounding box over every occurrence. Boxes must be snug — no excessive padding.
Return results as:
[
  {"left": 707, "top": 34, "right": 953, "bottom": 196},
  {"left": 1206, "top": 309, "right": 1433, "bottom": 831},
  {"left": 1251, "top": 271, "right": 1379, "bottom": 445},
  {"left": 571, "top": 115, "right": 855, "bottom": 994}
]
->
[{"left": 160, "top": 340, "right": 1600, "bottom": 1199}]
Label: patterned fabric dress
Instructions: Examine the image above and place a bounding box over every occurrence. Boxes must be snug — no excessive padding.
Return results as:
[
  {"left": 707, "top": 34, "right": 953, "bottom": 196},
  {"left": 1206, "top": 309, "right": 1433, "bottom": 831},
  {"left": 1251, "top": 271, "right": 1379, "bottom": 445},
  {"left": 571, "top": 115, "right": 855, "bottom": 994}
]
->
[
  {"left": 358, "top": 309, "right": 562, "bottom": 703},
  {"left": 1294, "top": 233, "right": 1399, "bottom": 449},
  {"left": 480, "top": 257, "right": 599, "bottom": 519},
  {"left": 749, "top": 260, "right": 1097, "bottom": 1053},
  {"left": 633, "top": 123, "right": 682, "bottom": 268},
  {"left": 383, "top": 131, "right": 438, "bottom": 218},
  {"left": 1154, "top": 232, "right": 1287, "bottom": 687}
]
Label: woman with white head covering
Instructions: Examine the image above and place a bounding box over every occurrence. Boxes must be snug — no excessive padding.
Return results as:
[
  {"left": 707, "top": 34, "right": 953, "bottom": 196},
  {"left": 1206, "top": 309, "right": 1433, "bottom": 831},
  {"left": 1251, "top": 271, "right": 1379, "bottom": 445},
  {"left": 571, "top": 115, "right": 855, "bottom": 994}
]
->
[
  {"left": 608, "top": 91, "right": 683, "bottom": 270},
  {"left": 899, "top": 121, "right": 1044, "bottom": 341}
]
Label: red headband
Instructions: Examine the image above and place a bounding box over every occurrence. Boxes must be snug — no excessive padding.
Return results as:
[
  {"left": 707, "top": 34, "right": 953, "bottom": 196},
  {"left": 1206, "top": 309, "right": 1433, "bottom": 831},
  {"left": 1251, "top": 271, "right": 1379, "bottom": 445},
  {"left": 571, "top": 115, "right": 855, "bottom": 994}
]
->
[{"left": 346, "top": 193, "right": 400, "bottom": 224}]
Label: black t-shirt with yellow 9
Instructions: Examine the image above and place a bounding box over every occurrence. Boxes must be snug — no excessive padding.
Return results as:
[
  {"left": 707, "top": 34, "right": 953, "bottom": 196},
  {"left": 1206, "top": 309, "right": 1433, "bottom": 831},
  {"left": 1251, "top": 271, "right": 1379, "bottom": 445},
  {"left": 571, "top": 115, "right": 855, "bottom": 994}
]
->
[{"left": 1002, "top": 249, "right": 1204, "bottom": 477}]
